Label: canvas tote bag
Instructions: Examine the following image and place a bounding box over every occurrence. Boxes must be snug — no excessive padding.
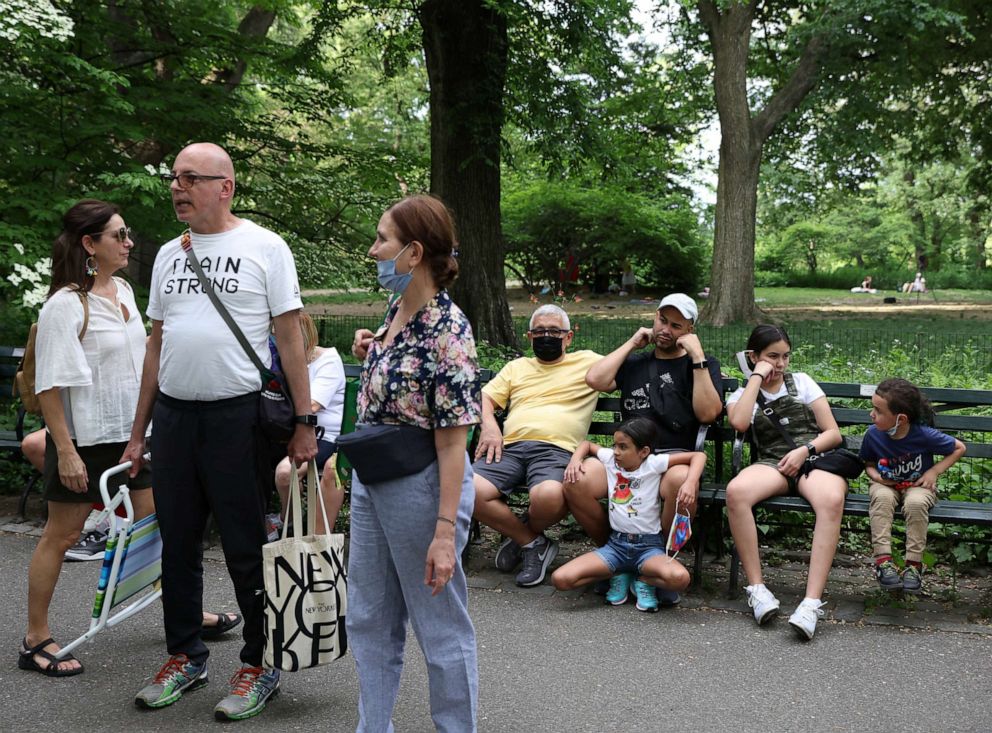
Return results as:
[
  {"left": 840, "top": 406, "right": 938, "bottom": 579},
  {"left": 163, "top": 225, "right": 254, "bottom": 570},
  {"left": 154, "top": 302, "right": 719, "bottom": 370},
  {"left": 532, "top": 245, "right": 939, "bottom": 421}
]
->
[{"left": 263, "top": 460, "right": 347, "bottom": 671}]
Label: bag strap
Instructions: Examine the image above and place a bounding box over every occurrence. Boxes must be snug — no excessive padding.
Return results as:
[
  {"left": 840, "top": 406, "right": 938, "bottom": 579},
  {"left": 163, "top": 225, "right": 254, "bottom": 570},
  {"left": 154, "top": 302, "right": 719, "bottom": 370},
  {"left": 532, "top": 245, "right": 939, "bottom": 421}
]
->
[
  {"left": 280, "top": 459, "right": 329, "bottom": 540},
  {"left": 755, "top": 391, "right": 798, "bottom": 450},
  {"left": 180, "top": 230, "right": 271, "bottom": 379},
  {"left": 77, "top": 290, "right": 90, "bottom": 341}
]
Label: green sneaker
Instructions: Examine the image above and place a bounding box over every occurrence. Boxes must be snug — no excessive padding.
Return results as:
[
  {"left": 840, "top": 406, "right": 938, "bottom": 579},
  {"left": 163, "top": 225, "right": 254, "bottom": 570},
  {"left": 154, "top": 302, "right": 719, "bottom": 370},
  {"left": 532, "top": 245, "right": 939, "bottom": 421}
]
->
[
  {"left": 902, "top": 564, "right": 923, "bottom": 594},
  {"left": 135, "top": 654, "right": 208, "bottom": 709},
  {"left": 213, "top": 666, "right": 280, "bottom": 721}
]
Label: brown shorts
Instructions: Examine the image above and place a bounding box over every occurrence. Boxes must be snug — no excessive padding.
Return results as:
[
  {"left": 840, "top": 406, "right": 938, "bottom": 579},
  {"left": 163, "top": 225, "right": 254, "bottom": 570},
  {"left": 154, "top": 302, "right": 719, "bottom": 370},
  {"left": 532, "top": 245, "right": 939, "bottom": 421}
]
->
[{"left": 42, "top": 433, "right": 152, "bottom": 503}]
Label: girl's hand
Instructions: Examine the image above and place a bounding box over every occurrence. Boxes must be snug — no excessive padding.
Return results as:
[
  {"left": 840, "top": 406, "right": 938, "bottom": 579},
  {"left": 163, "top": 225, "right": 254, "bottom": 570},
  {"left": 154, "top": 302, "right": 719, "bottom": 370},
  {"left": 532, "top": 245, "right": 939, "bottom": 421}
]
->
[
  {"left": 751, "top": 360, "right": 774, "bottom": 386},
  {"left": 913, "top": 468, "right": 939, "bottom": 492},
  {"left": 777, "top": 447, "right": 808, "bottom": 478},
  {"left": 58, "top": 448, "right": 89, "bottom": 493},
  {"left": 424, "top": 532, "right": 457, "bottom": 596},
  {"left": 675, "top": 480, "right": 698, "bottom": 513},
  {"left": 563, "top": 458, "right": 585, "bottom": 484}
]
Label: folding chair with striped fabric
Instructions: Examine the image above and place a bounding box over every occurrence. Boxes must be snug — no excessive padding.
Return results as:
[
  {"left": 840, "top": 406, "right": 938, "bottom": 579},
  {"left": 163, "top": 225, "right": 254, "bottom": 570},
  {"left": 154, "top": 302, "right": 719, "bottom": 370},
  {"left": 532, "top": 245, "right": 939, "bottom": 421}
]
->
[{"left": 57, "top": 456, "right": 162, "bottom": 660}]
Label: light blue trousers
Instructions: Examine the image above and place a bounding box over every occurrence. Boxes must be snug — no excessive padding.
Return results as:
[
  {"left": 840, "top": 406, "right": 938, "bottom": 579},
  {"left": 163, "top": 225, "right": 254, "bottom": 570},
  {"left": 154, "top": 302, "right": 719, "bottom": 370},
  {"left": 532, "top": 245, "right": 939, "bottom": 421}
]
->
[{"left": 347, "top": 457, "right": 478, "bottom": 733}]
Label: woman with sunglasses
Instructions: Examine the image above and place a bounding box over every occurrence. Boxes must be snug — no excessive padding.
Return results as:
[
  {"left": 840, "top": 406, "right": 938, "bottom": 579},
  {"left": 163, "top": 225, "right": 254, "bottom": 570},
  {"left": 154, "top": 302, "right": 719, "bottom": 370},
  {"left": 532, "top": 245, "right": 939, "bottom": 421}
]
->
[{"left": 18, "top": 200, "right": 238, "bottom": 678}]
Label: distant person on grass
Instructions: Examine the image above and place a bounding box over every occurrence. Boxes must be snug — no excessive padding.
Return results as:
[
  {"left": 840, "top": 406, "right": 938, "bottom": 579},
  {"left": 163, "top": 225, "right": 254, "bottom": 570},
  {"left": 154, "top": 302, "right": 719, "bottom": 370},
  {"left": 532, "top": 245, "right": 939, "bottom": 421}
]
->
[
  {"left": 568, "top": 293, "right": 723, "bottom": 606},
  {"left": 552, "top": 418, "right": 705, "bottom": 612},
  {"left": 472, "top": 304, "right": 602, "bottom": 587},
  {"left": 860, "top": 378, "right": 966, "bottom": 594}
]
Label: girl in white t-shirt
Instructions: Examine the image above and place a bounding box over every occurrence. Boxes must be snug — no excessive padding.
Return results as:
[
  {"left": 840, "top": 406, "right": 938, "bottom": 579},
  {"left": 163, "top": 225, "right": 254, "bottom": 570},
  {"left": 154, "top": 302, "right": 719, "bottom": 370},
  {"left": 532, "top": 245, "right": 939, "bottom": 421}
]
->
[
  {"left": 725, "top": 325, "right": 846, "bottom": 641},
  {"left": 274, "top": 312, "right": 346, "bottom": 533},
  {"left": 552, "top": 418, "right": 705, "bottom": 612}
]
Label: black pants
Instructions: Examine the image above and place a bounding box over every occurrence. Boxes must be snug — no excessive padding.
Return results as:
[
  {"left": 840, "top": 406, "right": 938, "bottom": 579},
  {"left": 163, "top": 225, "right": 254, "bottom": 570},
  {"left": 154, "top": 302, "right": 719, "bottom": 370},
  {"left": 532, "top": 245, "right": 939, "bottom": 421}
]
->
[{"left": 152, "top": 391, "right": 268, "bottom": 666}]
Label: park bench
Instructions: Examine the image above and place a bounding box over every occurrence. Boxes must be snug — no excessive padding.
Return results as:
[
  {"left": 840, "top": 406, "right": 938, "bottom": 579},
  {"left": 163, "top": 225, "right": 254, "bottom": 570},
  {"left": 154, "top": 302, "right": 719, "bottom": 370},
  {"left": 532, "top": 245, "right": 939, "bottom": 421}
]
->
[
  {"left": 703, "top": 382, "right": 992, "bottom": 597},
  {"left": 0, "top": 346, "right": 39, "bottom": 515},
  {"left": 340, "top": 363, "right": 740, "bottom": 581}
]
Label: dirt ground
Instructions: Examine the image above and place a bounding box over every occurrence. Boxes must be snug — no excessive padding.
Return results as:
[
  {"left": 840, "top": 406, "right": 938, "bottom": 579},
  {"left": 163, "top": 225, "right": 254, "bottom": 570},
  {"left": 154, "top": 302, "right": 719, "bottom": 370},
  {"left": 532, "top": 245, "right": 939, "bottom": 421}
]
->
[{"left": 304, "top": 287, "right": 992, "bottom": 322}]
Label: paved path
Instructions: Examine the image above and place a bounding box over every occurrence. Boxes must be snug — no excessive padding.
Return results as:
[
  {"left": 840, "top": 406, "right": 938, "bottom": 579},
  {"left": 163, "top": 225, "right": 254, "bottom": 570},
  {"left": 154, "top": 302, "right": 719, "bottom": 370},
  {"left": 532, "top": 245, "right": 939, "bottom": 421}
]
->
[{"left": 2, "top": 529, "right": 991, "bottom": 732}]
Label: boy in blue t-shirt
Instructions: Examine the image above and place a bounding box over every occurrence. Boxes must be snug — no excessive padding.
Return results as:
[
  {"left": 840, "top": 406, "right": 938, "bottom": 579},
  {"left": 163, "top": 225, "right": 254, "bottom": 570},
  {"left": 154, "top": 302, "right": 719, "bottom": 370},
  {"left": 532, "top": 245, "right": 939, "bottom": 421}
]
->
[{"left": 860, "top": 379, "right": 966, "bottom": 593}]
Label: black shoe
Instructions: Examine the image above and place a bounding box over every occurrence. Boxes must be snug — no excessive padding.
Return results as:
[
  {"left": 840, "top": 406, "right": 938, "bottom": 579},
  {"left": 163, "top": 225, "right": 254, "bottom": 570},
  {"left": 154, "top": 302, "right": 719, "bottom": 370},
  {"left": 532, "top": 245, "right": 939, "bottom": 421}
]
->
[
  {"left": 65, "top": 529, "right": 109, "bottom": 562},
  {"left": 874, "top": 560, "right": 902, "bottom": 591},
  {"left": 902, "top": 565, "right": 923, "bottom": 594},
  {"left": 515, "top": 536, "right": 559, "bottom": 587}
]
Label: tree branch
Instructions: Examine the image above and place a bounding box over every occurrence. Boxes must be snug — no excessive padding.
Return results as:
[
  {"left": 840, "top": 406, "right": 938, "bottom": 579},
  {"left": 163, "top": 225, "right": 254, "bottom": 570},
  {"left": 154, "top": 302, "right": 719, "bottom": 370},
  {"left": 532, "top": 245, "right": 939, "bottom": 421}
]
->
[{"left": 752, "top": 33, "right": 828, "bottom": 143}]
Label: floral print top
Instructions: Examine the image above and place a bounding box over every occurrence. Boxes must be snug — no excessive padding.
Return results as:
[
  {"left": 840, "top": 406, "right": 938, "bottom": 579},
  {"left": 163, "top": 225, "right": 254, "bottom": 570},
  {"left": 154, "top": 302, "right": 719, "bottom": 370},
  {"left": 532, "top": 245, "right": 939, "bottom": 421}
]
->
[{"left": 358, "top": 289, "right": 481, "bottom": 430}]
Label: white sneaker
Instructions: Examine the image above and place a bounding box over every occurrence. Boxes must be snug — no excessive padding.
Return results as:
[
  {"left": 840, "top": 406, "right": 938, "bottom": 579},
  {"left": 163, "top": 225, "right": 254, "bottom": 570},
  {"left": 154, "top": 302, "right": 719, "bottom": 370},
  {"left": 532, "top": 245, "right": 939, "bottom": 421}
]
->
[
  {"left": 745, "top": 584, "right": 780, "bottom": 625},
  {"left": 788, "top": 599, "right": 826, "bottom": 640}
]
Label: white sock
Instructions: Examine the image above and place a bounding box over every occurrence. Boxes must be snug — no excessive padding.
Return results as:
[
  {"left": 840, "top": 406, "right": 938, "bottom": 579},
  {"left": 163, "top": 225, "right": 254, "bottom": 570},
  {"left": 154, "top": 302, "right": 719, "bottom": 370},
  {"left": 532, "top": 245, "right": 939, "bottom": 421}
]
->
[
  {"left": 802, "top": 596, "right": 821, "bottom": 606},
  {"left": 746, "top": 582, "right": 767, "bottom": 592}
]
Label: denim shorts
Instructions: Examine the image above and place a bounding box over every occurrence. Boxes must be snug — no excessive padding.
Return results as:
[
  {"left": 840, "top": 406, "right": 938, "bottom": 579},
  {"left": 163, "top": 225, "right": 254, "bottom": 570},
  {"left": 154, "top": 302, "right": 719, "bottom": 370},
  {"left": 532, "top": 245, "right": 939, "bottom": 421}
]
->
[{"left": 594, "top": 530, "right": 666, "bottom": 574}]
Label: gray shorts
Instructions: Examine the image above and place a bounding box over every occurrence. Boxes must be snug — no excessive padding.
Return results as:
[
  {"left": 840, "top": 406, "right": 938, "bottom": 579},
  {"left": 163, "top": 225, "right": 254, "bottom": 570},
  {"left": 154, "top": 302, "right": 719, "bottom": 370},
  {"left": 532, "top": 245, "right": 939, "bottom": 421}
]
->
[{"left": 472, "top": 440, "right": 571, "bottom": 495}]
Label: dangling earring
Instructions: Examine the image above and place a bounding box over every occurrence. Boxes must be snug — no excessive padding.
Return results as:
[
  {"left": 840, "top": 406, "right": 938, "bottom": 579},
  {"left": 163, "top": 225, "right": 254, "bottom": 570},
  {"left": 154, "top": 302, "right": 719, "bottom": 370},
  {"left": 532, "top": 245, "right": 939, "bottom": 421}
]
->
[{"left": 85, "top": 256, "right": 98, "bottom": 277}]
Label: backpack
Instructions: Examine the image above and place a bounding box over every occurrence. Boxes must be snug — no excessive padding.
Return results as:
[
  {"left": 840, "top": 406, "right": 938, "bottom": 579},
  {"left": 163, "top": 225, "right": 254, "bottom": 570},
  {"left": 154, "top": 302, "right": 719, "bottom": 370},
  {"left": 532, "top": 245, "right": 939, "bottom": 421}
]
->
[{"left": 14, "top": 291, "right": 90, "bottom": 415}]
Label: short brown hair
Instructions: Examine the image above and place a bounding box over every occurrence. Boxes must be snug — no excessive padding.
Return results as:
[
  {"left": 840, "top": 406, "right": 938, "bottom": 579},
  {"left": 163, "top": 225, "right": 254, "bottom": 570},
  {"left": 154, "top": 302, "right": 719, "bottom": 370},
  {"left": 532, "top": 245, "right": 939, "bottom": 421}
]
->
[{"left": 386, "top": 195, "right": 459, "bottom": 289}]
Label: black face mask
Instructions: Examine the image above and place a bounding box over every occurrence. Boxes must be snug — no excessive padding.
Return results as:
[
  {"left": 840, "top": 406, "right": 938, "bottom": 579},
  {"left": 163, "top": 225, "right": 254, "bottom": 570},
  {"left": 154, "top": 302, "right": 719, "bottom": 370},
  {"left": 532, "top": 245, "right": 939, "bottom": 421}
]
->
[{"left": 532, "top": 336, "right": 564, "bottom": 362}]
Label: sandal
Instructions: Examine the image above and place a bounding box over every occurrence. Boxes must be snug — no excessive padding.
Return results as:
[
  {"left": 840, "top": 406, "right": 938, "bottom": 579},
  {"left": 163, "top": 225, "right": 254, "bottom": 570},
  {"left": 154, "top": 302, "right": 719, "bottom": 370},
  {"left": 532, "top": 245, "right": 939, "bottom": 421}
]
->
[
  {"left": 18, "top": 637, "right": 84, "bottom": 677},
  {"left": 201, "top": 612, "right": 242, "bottom": 640}
]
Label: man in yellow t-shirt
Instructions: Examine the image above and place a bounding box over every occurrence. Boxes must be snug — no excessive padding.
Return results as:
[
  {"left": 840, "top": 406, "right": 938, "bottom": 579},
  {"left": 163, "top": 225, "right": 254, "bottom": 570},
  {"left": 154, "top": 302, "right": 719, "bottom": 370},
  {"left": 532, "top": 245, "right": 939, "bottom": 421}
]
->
[{"left": 473, "top": 305, "right": 601, "bottom": 587}]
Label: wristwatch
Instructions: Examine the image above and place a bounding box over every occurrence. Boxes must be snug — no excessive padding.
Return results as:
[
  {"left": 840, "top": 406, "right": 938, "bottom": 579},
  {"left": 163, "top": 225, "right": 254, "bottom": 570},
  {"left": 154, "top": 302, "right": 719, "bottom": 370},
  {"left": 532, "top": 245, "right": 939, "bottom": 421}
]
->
[
  {"left": 692, "top": 360, "right": 709, "bottom": 370},
  {"left": 805, "top": 441, "right": 817, "bottom": 456},
  {"left": 294, "top": 414, "right": 318, "bottom": 426}
]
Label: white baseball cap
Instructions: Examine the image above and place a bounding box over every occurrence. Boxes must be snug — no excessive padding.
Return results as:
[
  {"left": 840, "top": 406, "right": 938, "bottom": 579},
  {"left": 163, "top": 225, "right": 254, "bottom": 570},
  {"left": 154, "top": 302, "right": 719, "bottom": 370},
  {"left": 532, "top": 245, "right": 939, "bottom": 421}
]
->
[{"left": 657, "top": 293, "right": 698, "bottom": 322}]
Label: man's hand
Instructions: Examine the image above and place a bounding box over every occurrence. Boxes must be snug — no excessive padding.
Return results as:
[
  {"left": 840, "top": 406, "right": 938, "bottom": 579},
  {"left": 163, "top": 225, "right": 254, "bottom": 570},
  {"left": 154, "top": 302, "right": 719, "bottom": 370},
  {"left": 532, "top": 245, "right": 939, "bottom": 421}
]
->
[
  {"left": 676, "top": 333, "right": 705, "bottom": 362},
  {"left": 352, "top": 328, "right": 374, "bottom": 361},
  {"left": 287, "top": 425, "right": 318, "bottom": 466},
  {"left": 120, "top": 437, "right": 147, "bottom": 479},
  {"left": 630, "top": 327, "right": 654, "bottom": 350},
  {"left": 474, "top": 423, "right": 504, "bottom": 464}
]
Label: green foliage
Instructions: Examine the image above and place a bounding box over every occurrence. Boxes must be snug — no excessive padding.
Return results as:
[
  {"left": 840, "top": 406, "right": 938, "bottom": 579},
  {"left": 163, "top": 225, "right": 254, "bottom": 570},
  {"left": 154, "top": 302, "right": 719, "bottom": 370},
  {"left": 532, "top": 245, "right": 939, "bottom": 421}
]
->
[{"left": 502, "top": 180, "right": 704, "bottom": 293}]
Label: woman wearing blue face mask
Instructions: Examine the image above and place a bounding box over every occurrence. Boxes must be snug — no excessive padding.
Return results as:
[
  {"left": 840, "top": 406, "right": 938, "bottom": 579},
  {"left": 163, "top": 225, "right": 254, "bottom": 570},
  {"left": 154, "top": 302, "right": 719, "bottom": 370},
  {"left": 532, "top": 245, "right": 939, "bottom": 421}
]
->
[{"left": 348, "top": 195, "right": 482, "bottom": 732}]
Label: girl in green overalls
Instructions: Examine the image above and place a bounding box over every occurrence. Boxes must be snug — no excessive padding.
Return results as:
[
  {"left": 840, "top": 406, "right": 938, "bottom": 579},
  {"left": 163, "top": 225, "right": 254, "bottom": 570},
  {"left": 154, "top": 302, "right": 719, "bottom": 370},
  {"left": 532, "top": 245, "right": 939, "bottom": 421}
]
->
[{"left": 726, "top": 325, "right": 846, "bottom": 641}]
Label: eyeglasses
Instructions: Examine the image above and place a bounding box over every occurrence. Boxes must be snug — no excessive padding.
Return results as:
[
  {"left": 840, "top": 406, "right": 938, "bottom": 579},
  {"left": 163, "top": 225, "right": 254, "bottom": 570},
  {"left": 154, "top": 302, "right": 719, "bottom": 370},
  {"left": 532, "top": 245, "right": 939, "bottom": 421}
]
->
[
  {"left": 159, "top": 172, "right": 228, "bottom": 190},
  {"left": 530, "top": 328, "right": 568, "bottom": 338},
  {"left": 94, "top": 226, "right": 132, "bottom": 243}
]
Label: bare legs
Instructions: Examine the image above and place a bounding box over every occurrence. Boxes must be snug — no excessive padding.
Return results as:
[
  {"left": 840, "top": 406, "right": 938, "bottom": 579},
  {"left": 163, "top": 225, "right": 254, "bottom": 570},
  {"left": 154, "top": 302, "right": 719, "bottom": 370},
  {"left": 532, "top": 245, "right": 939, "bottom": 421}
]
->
[
  {"left": 274, "top": 456, "right": 345, "bottom": 534},
  {"left": 473, "top": 476, "right": 568, "bottom": 545},
  {"left": 726, "top": 464, "right": 845, "bottom": 597}
]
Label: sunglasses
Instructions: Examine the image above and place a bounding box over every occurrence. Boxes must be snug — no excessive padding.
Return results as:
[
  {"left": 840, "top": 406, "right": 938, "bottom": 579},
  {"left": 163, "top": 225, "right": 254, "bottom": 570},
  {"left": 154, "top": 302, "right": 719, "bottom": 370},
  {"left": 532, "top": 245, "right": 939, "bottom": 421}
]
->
[
  {"left": 94, "top": 226, "right": 132, "bottom": 243},
  {"left": 159, "top": 172, "right": 227, "bottom": 190}
]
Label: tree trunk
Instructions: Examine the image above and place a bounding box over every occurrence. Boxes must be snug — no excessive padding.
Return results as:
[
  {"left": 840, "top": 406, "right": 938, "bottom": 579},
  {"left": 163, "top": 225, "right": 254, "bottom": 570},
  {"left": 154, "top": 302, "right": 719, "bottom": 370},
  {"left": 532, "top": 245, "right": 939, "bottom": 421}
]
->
[
  {"left": 419, "top": 0, "right": 517, "bottom": 348},
  {"left": 698, "top": 1, "right": 764, "bottom": 325},
  {"left": 697, "top": 0, "right": 826, "bottom": 325}
]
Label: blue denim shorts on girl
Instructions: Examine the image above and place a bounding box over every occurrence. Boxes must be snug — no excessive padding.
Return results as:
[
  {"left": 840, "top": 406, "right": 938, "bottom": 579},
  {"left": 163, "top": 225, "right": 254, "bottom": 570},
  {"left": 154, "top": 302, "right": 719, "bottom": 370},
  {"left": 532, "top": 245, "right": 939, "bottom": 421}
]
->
[{"left": 594, "top": 530, "right": 666, "bottom": 574}]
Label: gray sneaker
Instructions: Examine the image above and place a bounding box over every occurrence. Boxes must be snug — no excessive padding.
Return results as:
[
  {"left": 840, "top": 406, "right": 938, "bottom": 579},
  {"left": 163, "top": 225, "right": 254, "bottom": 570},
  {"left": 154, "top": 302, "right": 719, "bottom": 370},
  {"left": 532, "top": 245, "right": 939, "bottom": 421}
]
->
[
  {"left": 494, "top": 514, "right": 528, "bottom": 572},
  {"left": 515, "top": 535, "right": 559, "bottom": 587},
  {"left": 135, "top": 654, "right": 208, "bottom": 709},
  {"left": 214, "top": 666, "right": 280, "bottom": 721}
]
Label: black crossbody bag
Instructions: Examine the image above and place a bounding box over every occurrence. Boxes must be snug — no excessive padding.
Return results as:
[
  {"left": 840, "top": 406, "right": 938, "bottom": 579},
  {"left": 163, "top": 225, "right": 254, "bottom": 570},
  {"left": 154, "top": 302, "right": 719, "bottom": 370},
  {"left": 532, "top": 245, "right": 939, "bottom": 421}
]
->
[
  {"left": 335, "top": 423, "right": 436, "bottom": 485},
  {"left": 181, "top": 231, "right": 295, "bottom": 443},
  {"left": 756, "top": 392, "right": 864, "bottom": 481}
]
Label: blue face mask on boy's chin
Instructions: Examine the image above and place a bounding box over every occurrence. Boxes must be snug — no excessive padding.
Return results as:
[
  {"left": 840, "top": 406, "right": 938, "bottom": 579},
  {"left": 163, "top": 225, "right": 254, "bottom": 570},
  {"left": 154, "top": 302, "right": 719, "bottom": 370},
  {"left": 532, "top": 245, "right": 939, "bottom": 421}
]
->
[{"left": 376, "top": 243, "right": 414, "bottom": 294}]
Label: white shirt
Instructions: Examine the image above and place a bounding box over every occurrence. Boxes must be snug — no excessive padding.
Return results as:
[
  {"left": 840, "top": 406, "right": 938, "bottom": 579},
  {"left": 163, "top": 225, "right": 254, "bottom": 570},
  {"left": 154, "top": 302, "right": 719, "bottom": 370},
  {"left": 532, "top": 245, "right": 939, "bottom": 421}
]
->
[
  {"left": 35, "top": 279, "right": 147, "bottom": 447},
  {"left": 147, "top": 219, "right": 303, "bottom": 400},
  {"left": 727, "top": 371, "right": 825, "bottom": 422},
  {"left": 596, "top": 447, "right": 671, "bottom": 535},
  {"left": 309, "top": 347, "right": 346, "bottom": 440}
]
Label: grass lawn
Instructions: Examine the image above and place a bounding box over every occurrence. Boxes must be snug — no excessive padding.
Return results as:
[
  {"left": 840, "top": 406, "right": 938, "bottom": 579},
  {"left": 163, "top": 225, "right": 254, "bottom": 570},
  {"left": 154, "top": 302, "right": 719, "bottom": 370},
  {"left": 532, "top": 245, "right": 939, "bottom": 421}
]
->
[{"left": 755, "top": 286, "right": 992, "bottom": 307}]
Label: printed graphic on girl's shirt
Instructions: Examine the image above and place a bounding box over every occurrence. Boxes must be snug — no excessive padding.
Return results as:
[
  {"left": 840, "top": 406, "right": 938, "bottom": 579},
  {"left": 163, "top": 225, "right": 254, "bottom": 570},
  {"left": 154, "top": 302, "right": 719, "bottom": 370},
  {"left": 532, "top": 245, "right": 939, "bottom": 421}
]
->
[{"left": 611, "top": 474, "right": 637, "bottom": 516}]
